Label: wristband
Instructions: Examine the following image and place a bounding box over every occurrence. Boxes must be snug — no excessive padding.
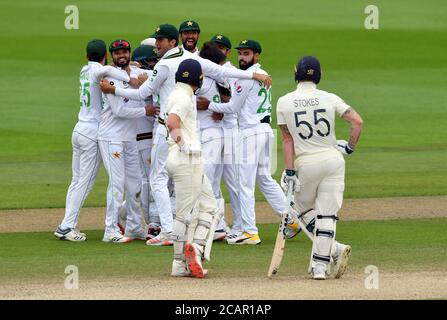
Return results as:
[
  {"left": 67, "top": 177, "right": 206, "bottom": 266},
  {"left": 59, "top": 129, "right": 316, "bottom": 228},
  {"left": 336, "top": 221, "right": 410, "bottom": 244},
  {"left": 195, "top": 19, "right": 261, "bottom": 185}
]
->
[{"left": 285, "top": 169, "right": 296, "bottom": 176}]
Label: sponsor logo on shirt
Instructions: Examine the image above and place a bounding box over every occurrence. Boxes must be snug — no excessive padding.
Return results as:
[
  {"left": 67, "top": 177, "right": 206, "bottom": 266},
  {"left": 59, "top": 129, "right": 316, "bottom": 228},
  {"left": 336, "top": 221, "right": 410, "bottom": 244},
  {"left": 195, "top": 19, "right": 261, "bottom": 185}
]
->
[{"left": 234, "top": 81, "right": 242, "bottom": 94}]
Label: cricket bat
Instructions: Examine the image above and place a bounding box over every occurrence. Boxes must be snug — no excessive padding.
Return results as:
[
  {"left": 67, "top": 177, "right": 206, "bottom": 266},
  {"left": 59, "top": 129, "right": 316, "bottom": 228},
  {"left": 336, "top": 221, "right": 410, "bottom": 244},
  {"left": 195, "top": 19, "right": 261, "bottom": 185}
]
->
[{"left": 267, "top": 181, "right": 294, "bottom": 278}]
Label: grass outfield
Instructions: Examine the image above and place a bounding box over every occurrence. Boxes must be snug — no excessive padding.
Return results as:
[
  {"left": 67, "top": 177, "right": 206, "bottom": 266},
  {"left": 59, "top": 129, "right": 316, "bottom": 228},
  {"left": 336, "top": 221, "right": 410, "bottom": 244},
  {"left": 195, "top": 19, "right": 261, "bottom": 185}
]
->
[
  {"left": 1, "top": 0, "right": 447, "bottom": 209},
  {"left": 0, "top": 218, "right": 446, "bottom": 282}
]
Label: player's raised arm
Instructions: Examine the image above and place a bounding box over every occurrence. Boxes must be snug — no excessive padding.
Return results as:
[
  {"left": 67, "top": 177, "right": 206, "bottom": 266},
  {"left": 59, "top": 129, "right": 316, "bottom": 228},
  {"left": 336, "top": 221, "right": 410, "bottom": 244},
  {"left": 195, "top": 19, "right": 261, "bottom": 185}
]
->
[
  {"left": 107, "top": 93, "right": 149, "bottom": 119},
  {"left": 198, "top": 80, "right": 250, "bottom": 114},
  {"left": 196, "top": 54, "right": 272, "bottom": 88},
  {"left": 94, "top": 65, "right": 130, "bottom": 83},
  {"left": 101, "top": 64, "right": 168, "bottom": 101}
]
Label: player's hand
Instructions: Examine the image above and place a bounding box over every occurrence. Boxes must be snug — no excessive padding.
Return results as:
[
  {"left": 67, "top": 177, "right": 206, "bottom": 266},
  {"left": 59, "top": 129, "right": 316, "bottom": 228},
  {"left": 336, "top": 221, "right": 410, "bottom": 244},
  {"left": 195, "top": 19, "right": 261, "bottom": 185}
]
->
[
  {"left": 335, "top": 140, "right": 354, "bottom": 156},
  {"left": 217, "top": 81, "right": 232, "bottom": 97},
  {"left": 145, "top": 105, "right": 160, "bottom": 117},
  {"left": 138, "top": 73, "right": 148, "bottom": 83},
  {"left": 196, "top": 96, "right": 210, "bottom": 110},
  {"left": 100, "top": 79, "right": 116, "bottom": 94},
  {"left": 130, "top": 61, "right": 141, "bottom": 68},
  {"left": 281, "top": 169, "right": 300, "bottom": 193},
  {"left": 129, "top": 78, "right": 140, "bottom": 88},
  {"left": 253, "top": 73, "right": 272, "bottom": 88},
  {"left": 212, "top": 112, "right": 224, "bottom": 121}
]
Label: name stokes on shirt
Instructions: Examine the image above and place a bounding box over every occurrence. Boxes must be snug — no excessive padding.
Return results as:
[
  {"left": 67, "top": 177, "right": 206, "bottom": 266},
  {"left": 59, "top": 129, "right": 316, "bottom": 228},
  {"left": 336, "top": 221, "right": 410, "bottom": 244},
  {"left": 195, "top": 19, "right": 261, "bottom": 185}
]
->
[{"left": 293, "top": 98, "right": 320, "bottom": 108}]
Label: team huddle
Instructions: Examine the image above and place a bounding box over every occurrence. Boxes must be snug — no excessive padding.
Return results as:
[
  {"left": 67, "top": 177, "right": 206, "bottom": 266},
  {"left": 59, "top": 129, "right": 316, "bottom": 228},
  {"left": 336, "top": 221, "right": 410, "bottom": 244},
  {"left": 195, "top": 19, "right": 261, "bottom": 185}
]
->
[{"left": 54, "top": 20, "right": 363, "bottom": 280}]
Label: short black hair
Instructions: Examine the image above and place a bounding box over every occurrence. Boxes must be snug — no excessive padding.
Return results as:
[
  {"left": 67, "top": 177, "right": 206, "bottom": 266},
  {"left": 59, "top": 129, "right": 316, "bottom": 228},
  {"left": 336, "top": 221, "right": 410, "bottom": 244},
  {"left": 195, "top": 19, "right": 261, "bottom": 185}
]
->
[
  {"left": 169, "top": 37, "right": 179, "bottom": 47},
  {"left": 199, "top": 41, "right": 226, "bottom": 65},
  {"left": 87, "top": 52, "right": 105, "bottom": 62}
]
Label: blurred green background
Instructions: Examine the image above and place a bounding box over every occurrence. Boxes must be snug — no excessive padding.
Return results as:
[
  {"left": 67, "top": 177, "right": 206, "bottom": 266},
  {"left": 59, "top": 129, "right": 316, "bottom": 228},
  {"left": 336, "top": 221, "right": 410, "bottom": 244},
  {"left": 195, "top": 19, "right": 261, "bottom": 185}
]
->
[{"left": 1, "top": 0, "right": 446, "bottom": 209}]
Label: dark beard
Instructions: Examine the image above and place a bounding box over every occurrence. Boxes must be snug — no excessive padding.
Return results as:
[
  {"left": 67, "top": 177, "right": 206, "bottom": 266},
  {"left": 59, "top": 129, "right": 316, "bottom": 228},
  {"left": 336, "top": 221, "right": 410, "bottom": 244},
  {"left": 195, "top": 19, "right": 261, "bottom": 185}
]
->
[
  {"left": 182, "top": 40, "right": 197, "bottom": 52},
  {"left": 113, "top": 58, "right": 129, "bottom": 68},
  {"left": 239, "top": 58, "right": 254, "bottom": 70}
]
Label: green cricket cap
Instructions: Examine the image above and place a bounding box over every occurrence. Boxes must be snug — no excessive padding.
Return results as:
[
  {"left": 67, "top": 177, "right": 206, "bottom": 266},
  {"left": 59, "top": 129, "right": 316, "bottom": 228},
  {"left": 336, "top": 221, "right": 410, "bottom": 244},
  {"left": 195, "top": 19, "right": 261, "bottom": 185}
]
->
[
  {"left": 235, "top": 39, "right": 262, "bottom": 54},
  {"left": 151, "top": 24, "right": 179, "bottom": 39},
  {"left": 86, "top": 39, "right": 107, "bottom": 59},
  {"left": 179, "top": 20, "right": 200, "bottom": 33},
  {"left": 210, "top": 34, "right": 232, "bottom": 49}
]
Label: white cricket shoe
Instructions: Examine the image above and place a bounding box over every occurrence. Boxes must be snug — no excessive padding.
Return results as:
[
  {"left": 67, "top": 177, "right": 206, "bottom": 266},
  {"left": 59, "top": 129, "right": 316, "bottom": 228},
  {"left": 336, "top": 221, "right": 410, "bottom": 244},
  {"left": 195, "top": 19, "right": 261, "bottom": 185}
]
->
[
  {"left": 146, "top": 232, "right": 173, "bottom": 246},
  {"left": 225, "top": 229, "right": 243, "bottom": 241},
  {"left": 333, "top": 243, "right": 352, "bottom": 279},
  {"left": 227, "top": 232, "right": 261, "bottom": 245},
  {"left": 184, "top": 243, "right": 208, "bottom": 278},
  {"left": 124, "top": 229, "right": 148, "bottom": 241},
  {"left": 171, "top": 259, "right": 191, "bottom": 277},
  {"left": 312, "top": 263, "right": 327, "bottom": 280},
  {"left": 213, "top": 229, "right": 227, "bottom": 241},
  {"left": 102, "top": 231, "right": 131, "bottom": 243},
  {"left": 54, "top": 227, "right": 86, "bottom": 242}
]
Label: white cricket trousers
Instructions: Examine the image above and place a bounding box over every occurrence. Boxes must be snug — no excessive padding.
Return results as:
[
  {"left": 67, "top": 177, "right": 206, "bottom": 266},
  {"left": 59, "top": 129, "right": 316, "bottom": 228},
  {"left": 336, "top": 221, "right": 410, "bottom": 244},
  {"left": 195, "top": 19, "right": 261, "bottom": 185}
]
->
[
  {"left": 293, "top": 151, "right": 345, "bottom": 269},
  {"left": 222, "top": 127, "right": 242, "bottom": 233},
  {"left": 201, "top": 127, "right": 224, "bottom": 197},
  {"left": 166, "top": 148, "right": 218, "bottom": 260},
  {"left": 150, "top": 125, "right": 173, "bottom": 234},
  {"left": 294, "top": 151, "right": 345, "bottom": 218},
  {"left": 238, "top": 124, "right": 286, "bottom": 235},
  {"left": 137, "top": 144, "right": 152, "bottom": 225},
  {"left": 99, "top": 140, "right": 142, "bottom": 235},
  {"left": 60, "top": 131, "right": 101, "bottom": 229}
]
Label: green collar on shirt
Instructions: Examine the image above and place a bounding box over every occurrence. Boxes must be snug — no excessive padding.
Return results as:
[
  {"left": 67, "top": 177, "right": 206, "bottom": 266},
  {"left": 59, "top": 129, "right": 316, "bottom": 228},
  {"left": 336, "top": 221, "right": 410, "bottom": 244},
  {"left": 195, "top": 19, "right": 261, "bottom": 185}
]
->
[{"left": 163, "top": 47, "right": 184, "bottom": 60}]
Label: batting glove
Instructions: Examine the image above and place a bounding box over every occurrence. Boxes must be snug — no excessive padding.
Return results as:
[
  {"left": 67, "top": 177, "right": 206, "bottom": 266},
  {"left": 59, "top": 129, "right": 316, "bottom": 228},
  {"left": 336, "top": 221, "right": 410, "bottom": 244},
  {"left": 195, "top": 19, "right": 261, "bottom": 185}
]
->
[
  {"left": 335, "top": 140, "right": 354, "bottom": 156},
  {"left": 280, "top": 169, "right": 300, "bottom": 193}
]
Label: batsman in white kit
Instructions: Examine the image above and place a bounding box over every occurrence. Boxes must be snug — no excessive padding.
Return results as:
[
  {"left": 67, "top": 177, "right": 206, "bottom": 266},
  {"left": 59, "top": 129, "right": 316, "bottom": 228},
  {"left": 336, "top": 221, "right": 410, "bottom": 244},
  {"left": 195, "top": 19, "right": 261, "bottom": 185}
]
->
[
  {"left": 277, "top": 56, "right": 363, "bottom": 279},
  {"left": 98, "top": 39, "right": 154, "bottom": 243},
  {"left": 54, "top": 39, "right": 130, "bottom": 241},
  {"left": 166, "top": 59, "right": 222, "bottom": 278}
]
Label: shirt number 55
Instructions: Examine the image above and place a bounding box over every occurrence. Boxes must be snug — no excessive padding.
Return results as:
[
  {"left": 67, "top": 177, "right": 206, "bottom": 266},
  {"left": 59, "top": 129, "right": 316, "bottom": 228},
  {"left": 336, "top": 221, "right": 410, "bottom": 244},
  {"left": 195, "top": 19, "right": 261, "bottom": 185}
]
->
[{"left": 294, "top": 109, "right": 330, "bottom": 140}]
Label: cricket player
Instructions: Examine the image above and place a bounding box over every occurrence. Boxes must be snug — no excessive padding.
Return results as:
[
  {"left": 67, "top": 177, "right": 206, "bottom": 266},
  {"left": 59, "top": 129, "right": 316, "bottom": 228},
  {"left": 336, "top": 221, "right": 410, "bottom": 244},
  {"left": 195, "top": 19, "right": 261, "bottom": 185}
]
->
[
  {"left": 129, "top": 43, "right": 177, "bottom": 242},
  {"left": 197, "top": 40, "right": 297, "bottom": 245},
  {"left": 54, "top": 39, "right": 131, "bottom": 241},
  {"left": 179, "top": 20, "right": 200, "bottom": 55},
  {"left": 100, "top": 24, "right": 273, "bottom": 246},
  {"left": 209, "top": 34, "right": 243, "bottom": 238},
  {"left": 277, "top": 56, "right": 363, "bottom": 280},
  {"left": 166, "top": 59, "right": 222, "bottom": 278},
  {"left": 98, "top": 39, "right": 154, "bottom": 243},
  {"left": 196, "top": 41, "right": 229, "bottom": 240}
]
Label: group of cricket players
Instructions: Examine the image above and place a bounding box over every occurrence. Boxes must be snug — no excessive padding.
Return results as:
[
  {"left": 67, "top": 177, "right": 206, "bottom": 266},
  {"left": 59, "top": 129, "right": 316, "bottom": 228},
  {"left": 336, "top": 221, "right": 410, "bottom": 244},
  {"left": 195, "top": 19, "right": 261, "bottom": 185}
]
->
[{"left": 53, "top": 20, "right": 363, "bottom": 280}]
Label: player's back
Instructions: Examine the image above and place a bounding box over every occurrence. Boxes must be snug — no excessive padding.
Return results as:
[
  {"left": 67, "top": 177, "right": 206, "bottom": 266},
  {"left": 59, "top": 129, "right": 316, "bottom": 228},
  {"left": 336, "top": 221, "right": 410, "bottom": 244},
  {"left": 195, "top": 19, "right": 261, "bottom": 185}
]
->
[
  {"left": 277, "top": 82, "right": 351, "bottom": 160},
  {"left": 197, "top": 77, "right": 222, "bottom": 130},
  {"left": 155, "top": 47, "right": 193, "bottom": 119}
]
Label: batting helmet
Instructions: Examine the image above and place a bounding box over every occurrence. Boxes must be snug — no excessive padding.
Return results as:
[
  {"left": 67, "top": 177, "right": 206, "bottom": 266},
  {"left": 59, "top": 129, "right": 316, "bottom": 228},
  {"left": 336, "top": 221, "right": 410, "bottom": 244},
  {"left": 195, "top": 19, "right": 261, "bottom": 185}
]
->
[
  {"left": 175, "top": 59, "right": 203, "bottom": 89},
  {"left": 295, "top": 56, "right": 321, "bottom": 84}
]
